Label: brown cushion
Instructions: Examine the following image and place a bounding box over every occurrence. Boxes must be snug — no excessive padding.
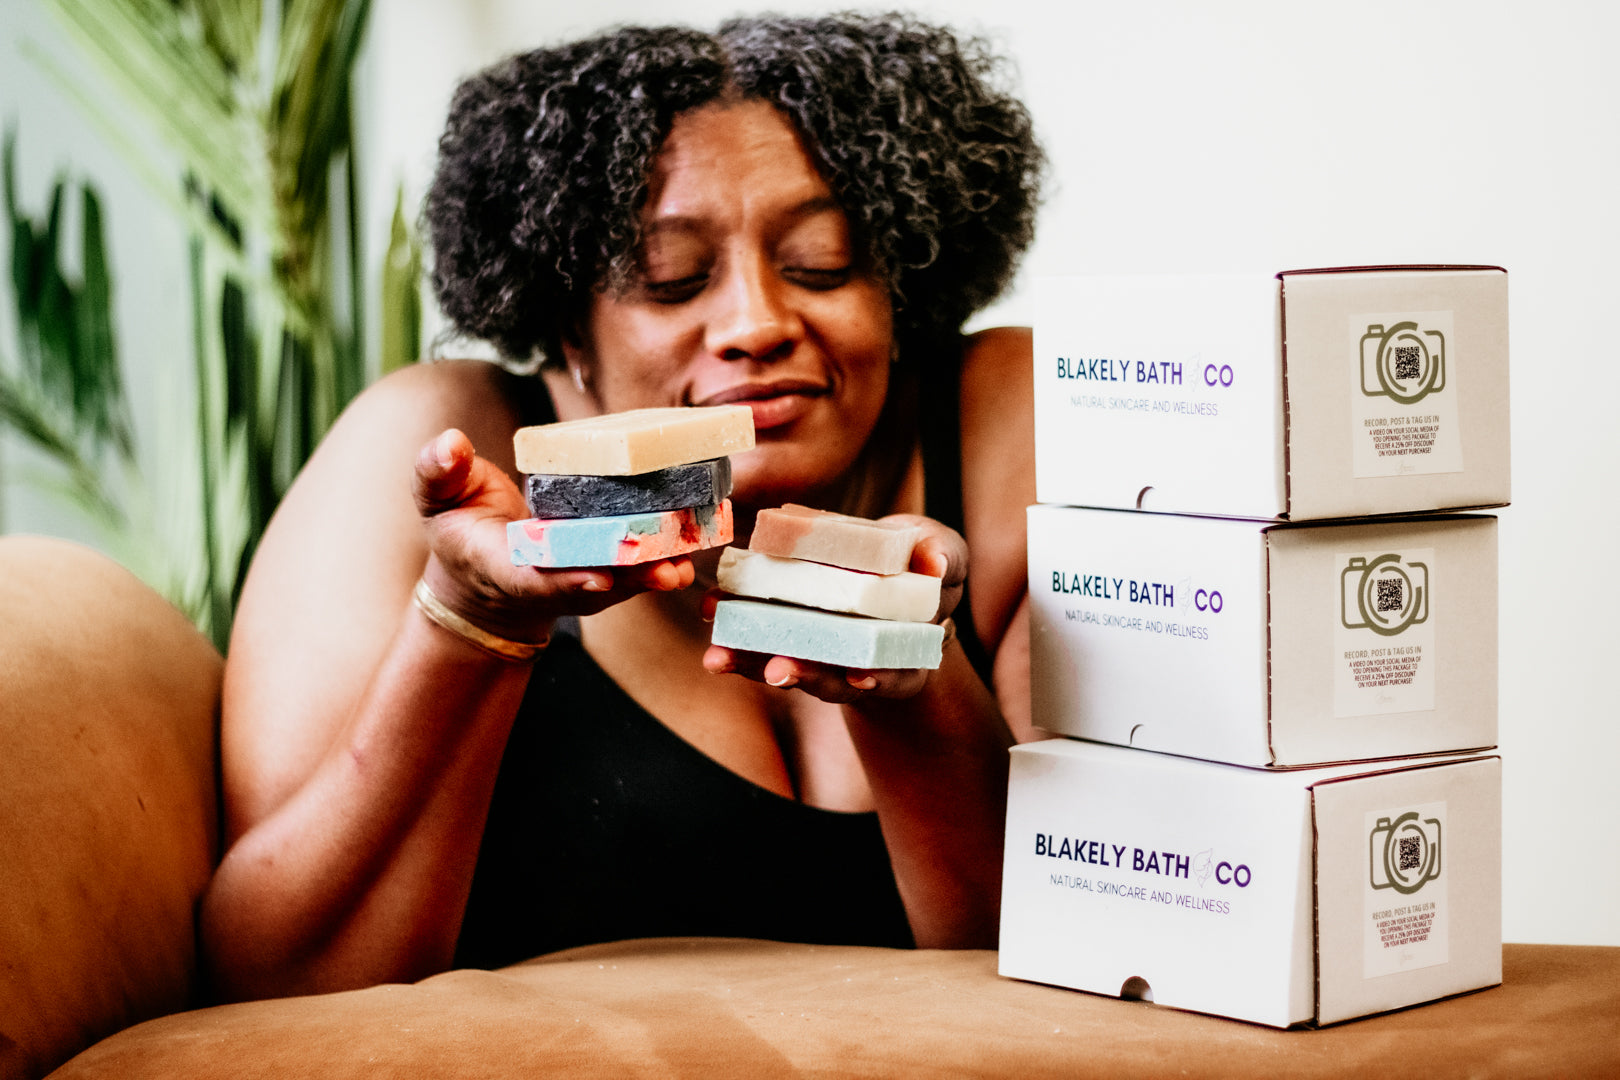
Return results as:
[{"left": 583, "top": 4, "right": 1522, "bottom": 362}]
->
[
  {"left": 48, "top": 939, "right": 1620, "bottom": 1078},
  {"left": 0, "top": 537, "right": 221, "bottom": 1080}
]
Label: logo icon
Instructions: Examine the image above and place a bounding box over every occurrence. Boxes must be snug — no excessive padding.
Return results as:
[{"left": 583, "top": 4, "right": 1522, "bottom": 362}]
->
[
  {"left": 1341, "top": 553, "right": 1429, "bottom": 636},
  {"left": 1369, "top": 812, "right": 1443, "bottom": 894},
  {"left": 1360, "top": 321, "right": 1446, "bottom": 404}
]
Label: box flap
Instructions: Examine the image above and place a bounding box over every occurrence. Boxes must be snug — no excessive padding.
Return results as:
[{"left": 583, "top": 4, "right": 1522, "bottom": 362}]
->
[
  {"left": 1026, "top": 507, "right": 1274, "bottom": 764},
  {"left": 1033, "top": 274, "right": 1286, "bottom": 517}
]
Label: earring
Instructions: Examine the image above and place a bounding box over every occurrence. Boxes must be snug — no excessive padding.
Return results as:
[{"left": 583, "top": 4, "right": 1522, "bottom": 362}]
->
[{"left": 570, "top": 363, "right": 587, "bottom": 393}]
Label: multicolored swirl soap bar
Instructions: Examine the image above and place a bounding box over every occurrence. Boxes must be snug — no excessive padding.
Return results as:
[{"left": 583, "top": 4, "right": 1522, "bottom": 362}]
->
[
  {"left": 710, "top": 599, "right": 945, "bottom": 670},
  {"left": 514, "top": 405, "right": 755, "bottom": 476},
  {"left": 716, "top": 547, "right": 940, "bottom": 623},
  {"left": 508, "top": 501, "right": 734, "bottom": 567},
  {"left": 748, "top": 504, "right": 921, "bottom": 575},
  {"left": 524, "top": 457, "right": 733, "bottom": 519}
]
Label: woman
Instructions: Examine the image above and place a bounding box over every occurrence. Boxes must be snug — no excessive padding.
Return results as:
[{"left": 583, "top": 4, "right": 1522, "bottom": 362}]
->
[{"left": 200, "top": 12, "right": 1043, "bottom": 1001}]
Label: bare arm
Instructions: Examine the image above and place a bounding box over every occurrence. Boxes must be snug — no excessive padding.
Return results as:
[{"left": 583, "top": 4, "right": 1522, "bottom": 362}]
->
[
  {"left": 958, "top": 327, "right": 1040, "bottom": 743},
  {"left": 201, "top": 362, "right": 686, "bottom": 1000}
]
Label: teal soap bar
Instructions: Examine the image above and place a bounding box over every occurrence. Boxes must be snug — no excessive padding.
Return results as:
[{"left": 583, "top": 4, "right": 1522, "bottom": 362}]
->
[
  {"left": 710, "top": 599, "right": 944, "bottom": 670},
  {"left": 508, "top": 500, "right": 733, "bottom": 567}
]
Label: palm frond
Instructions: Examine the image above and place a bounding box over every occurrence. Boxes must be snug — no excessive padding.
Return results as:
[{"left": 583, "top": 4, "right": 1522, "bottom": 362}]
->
[
  {"left": 43, "top": 0, "right": 267, "bottom": 232},
  {"left": 12, "top": 0, "right": 387, "bottom": 647}
]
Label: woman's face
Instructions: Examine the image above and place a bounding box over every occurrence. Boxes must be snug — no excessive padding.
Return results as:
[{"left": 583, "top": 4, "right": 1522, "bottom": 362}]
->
[{"left": 562, "top": 100, "right": 895, "bottom": 508}]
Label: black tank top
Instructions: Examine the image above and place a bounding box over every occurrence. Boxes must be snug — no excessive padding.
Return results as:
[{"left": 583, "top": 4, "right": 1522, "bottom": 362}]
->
[{"left": 454, "top": 363, "right": 990, "bottom": 967}]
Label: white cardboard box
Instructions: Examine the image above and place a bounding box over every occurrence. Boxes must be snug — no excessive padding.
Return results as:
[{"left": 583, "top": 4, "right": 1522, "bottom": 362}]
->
[
  {"left": 1027, "top": 505, "right": 1496, "bottom": 767},
  {"left": 1033, "top": 266, "right": 1510, "bottom": 520},
  {"left": 998, "top": 740, "right": 1502, "bottom": 1027}
]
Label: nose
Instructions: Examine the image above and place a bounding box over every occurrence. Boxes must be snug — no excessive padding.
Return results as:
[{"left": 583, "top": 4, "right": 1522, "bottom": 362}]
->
[{"left": 704, "top": 253, "right": 800, "bottom": 363}]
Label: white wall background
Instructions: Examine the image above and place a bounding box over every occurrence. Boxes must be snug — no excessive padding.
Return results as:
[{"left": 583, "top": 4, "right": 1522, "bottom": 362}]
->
[{"left": 362, "top": 0, "right": 1618, "bottom": 948}]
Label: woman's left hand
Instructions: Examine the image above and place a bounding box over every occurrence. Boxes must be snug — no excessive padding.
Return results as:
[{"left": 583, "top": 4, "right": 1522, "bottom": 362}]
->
[{"left": 700, "top": 513, "right": 967, "bottom": 703}]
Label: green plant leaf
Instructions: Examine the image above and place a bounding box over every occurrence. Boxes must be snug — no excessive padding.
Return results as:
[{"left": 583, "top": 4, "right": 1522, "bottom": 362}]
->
[
  {"left": 37, "top": 250, "right": 78, "bottom": 413},
  {"left": 0, "top": 372, "right": 125, "bottom": 525},
  {"left": 379, "top": 183, "right": 421, "bottom": 375},
  {"left": 1, "top": 128, "right": 17, "bottom": 221},
  {"left": 78, "top": 182, "right": 134, "bottom": 458}
]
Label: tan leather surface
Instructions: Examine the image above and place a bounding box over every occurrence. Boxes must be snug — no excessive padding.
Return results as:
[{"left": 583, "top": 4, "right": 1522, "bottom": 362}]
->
[
  {"left": 49, "top": 939, "right": 1620, "bottom": 1078},
  {"left": 0, "top": 537, "right": 221, "bottom": 1080}
]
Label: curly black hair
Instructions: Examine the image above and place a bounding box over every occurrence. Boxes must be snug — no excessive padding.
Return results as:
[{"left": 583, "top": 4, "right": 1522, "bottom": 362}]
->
[{"left": 426, "top": 11, "right": 1044, "bottom": 367}]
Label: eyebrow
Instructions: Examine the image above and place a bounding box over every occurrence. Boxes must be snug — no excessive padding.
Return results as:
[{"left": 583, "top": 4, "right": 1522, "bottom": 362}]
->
[{"left": 641, "top": 195, "right": 847, "bottom": 240}]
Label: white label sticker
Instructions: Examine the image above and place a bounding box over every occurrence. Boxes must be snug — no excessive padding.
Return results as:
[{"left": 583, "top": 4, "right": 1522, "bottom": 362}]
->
[
  {"left": 1333, "top": 547, "right": 1437, "bottom": 718},
  {"left": 1349, "top": 312, "right": 1464, "bottom": 478},
  {"left": 1364, "top": 801, "right": 1450, "bottom": 978}
]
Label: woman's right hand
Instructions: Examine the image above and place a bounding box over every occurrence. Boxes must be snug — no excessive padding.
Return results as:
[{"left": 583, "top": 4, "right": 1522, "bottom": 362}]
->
[{"left": 412, "top": 427, "right": 696, "bottom": 646}]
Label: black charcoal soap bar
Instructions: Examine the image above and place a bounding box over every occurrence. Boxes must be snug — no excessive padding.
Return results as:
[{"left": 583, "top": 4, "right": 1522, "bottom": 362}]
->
[{"left": 524, "top": 457, "right": 733, "bottom": 519}]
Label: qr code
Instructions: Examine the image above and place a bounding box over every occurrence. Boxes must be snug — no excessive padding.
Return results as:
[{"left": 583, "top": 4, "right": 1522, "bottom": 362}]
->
[
  {"left": 1398, "top": 835, "right": 1422, "bottom": 871},
  {"left": 1376, "top": 578, "right": 1404, "bottom": 613},
  {"left": 1395, "top": 345, "right": 1421, "bottom": 380}
]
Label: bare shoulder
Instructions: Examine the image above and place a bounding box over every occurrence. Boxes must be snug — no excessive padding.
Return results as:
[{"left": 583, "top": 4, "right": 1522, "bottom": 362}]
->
[
  {"left": 955, "top": 327, "right": 1034, "bottom": 652},
  {"left": 247, "top": 360, "right": 529, "bottom": 581},
  {"left": 958, "top": 326, "right": 1034, "bottom": 502},
  {"left": 322, "top": 359, "right": 530, "bottom": 474},
  {"left": 961, "top": 326, "right": 1033, "bottom": 395}
]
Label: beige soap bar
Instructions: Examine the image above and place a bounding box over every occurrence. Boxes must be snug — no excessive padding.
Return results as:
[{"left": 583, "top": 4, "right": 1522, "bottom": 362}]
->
[
  {"left": 748, "top": 504, "right": 921, "bottom": 575},
  {"left": 514, "top": 405, "right": 755, "bottom": 476},
  {"left": 717, "top": 547, "right": 941, "bottom": 622}
]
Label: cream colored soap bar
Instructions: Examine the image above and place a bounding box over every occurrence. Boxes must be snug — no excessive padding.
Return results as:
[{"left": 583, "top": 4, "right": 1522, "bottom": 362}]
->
[
  {"left": 717, "top": 547, "right": 940, "bottom": 622},
  {"left": 749, "top": 504, "right": 920, "bottom": 575},
  {"left": 514, "top": 405, "right": 755, "bottom": 476}
]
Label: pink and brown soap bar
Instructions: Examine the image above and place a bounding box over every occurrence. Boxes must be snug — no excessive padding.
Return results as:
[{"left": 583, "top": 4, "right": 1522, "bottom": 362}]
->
[
  {"left": 508, "top": 406, "right": 753, "bottom": 567},
  {"left": 711, "top": 505, "right": 946, "bottom": 670}
]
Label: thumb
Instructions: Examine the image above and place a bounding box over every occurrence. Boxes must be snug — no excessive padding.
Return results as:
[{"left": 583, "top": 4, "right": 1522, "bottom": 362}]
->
[{"left": 414, "top": 428, "right": 477, "bottom": 516}]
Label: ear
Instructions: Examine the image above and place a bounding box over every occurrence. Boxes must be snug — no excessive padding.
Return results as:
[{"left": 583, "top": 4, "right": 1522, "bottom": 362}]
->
[
  {"left": 556, "top": 327, "right": 596, "bottom": 398},
  {"left": 557, "top": 318, "right": 592, "bottom": 363}
]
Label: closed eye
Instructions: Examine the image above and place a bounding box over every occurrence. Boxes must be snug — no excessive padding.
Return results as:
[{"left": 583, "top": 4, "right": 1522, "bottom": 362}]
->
[
  {"left": 643, "top": 275, "right": 708, "bottom": 304},
  {"left": 784, "top": 266, "right": 851, "bottom": 290}
]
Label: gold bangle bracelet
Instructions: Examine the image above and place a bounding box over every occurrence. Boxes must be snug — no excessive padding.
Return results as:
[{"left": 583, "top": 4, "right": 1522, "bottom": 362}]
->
[{"left": 411, "top": 577, "right": 549, "bottom": 664}]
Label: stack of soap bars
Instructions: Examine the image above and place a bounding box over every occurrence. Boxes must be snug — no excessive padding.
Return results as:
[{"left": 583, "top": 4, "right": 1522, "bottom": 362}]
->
[
  {"left": 710, "top": 504, "right": 947, "bottom": 670},
  {"left": 507, "top": 406, "right": 753, "bottom": 567}
]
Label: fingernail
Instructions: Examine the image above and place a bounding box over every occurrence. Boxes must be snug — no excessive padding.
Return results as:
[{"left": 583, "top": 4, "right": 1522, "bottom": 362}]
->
[
  {"left": 848, "top": 675, "right": 878, "bottom": 691},
  {"left": 434, "top": 431, "right": 455, "bottom": 470},
  {"left": 767, "top": 672, "right": 798, "bottom": 688},
  {"left": 581, "top": 578, "right": 609, "bottom": 592}
]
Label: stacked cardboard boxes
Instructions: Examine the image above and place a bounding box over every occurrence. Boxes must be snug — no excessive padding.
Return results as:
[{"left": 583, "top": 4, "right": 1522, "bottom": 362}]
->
[{"left": 999, "top": 266, "right": 1509, "bottom": 1027}]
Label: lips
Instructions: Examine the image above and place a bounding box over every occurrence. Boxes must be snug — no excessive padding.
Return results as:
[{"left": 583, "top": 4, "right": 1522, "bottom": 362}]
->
[{"left": 695, "top": 380, "right": 829, "bottom": 431}]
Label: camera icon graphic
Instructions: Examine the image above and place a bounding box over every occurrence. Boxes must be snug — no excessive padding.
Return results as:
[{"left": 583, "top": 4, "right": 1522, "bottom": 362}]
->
[
  {"left": 1341, "top": 553, "right": 1429, "bottom": 637},
  {"left": 1369, "top": 812, "right": 1443, "bottom": 894},
  {"left": 1360, "top": 322, "right": 1446, "bottom": 405}
]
